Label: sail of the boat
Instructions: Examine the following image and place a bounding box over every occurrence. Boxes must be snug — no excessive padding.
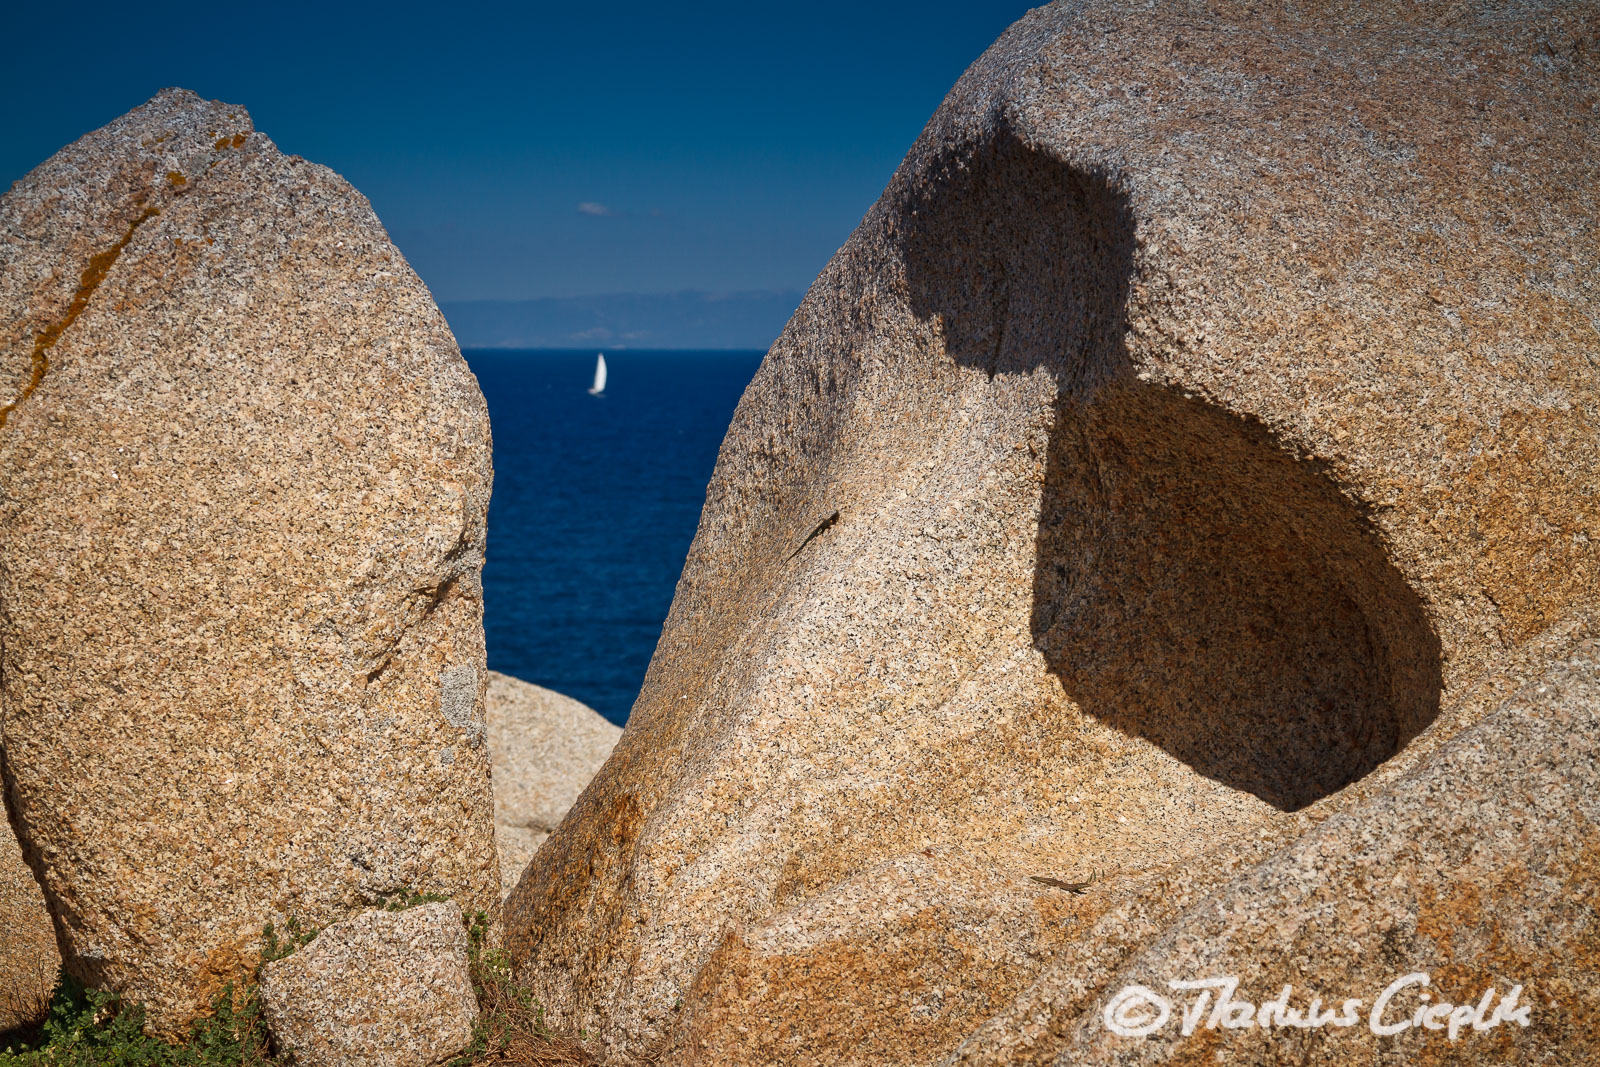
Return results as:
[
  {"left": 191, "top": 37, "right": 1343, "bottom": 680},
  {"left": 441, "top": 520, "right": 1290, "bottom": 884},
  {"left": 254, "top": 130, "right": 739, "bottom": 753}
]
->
[{"left": 591, "top": 353, "right": 607, "bottom": 394}]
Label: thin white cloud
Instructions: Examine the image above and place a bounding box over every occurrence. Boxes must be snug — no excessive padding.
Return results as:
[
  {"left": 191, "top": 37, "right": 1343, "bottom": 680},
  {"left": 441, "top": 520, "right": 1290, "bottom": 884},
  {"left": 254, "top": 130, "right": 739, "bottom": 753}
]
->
[{"left": 577, "top": 201, "right": 612, "bottom": 217}]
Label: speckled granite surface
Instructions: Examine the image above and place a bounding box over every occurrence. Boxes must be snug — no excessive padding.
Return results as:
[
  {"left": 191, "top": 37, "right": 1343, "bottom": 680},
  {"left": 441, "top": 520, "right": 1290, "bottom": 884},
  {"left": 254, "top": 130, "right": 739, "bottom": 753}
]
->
[
  {"left": 259, "top": 902, "right": 477, "bottom": 1067},
  {"left": 0, "top": 90, "right": 498, "bottom": 1037},
  {"left": 502, "top": 1, "right": 1598, "bottom": 1063}
]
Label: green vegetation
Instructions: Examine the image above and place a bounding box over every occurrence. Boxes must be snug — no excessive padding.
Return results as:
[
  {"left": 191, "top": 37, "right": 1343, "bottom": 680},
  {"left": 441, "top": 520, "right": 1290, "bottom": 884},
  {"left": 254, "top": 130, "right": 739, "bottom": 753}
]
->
[
  {"left": 259, "top": 917, "right": 319, "bottom": 966},
  {"left": 0, "top": 974, "right": 275, "bottom": 1067},
  {"left": 375, "top": 890, "right": 449, "bottom": 913}
]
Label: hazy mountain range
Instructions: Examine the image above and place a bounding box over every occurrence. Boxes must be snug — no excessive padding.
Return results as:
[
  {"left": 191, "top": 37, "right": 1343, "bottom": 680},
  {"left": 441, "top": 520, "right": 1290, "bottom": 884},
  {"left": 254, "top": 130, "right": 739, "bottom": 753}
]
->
[{"left": 440, "top": 289, "right": 804, "bottom": 350}]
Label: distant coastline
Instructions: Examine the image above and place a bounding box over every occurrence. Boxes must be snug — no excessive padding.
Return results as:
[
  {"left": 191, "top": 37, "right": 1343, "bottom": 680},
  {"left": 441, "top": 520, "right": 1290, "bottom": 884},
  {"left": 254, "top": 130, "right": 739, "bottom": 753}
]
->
[{"left": 441, "top": 289, "right": 802, "bottom": 351}]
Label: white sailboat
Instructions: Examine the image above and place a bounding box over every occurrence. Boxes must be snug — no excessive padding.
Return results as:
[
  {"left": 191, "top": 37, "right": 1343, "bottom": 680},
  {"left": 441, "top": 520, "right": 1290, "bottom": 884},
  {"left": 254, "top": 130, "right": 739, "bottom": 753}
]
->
[{"left": 587, "top": 353, "right": 607, "bottom": 396}]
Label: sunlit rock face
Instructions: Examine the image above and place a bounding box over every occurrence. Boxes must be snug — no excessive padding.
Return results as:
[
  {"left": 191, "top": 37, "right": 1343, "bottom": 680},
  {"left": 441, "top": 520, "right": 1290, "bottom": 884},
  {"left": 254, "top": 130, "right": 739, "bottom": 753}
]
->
[
  {"left": 504, "top": 1, "right": 1594, "bottom": 1062},
  {"left": 0, "top": 89, "right": 498, "bottom": 1037}
]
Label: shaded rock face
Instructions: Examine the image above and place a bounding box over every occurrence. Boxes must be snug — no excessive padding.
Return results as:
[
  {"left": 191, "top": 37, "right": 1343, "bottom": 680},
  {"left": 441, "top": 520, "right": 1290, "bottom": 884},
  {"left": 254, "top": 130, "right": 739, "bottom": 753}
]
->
[
  {"left": 0, "top": 819, "right": 55, "bottom": 1032},
  {"left": 259, "top": 902, "right": 477, "bottom": 1067},
  {"left": 903, "top": 138, "right": 1442, "bottom": 812},
  {"left": 0, "top": 90, "right": 497, "bottom": 1036},
  {"left": 485, "top": 672, "right": 620, "bottom": 898},
  {"left": 1032, "top": 382, "right": 1441, "bottom": 811},
  {"left": 504, "top": 1, "right": 1598, "bottom": 1064}
]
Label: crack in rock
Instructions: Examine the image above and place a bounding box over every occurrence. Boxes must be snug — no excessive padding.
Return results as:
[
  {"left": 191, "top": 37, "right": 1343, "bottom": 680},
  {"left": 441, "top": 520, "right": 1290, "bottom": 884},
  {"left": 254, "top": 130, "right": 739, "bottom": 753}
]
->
[{"left": 0, "top": 205, "right": 160, "bottom": 430}]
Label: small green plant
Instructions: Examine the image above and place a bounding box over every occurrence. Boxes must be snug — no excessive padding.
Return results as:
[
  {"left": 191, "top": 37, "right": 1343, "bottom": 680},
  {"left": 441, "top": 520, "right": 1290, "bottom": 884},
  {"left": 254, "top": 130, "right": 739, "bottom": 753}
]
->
[
  {"left": 375, "top": 889, "right": 449, "bottom": 913},
  {"left": 258, "top": 917, "right": 319, "bottom": 965}
]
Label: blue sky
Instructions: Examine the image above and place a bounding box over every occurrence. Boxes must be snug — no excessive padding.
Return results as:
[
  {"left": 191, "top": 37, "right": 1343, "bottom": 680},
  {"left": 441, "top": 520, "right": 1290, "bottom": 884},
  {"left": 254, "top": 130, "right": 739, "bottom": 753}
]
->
[{"left": 3, "top": 1, "right": 1035, "bottom": 304}]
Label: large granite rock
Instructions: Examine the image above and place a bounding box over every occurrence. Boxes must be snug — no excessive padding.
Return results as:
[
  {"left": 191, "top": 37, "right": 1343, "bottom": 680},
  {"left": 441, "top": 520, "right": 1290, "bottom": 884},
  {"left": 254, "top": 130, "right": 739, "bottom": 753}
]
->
[
  {"left": 486, "top": 672, "right": 620, "bottom": 899},
  {"left": 259, "top": 902, "right": 477, "bottom": 1067},
  {"left": 0, "top": 90, "right": 498, "bottom": 1037},
  {"left": 503, "top": 2, "right": 1599, "bottom": 1063},
  {"left": 0, "top": 820, "right": 55, "bottom": 1032}
]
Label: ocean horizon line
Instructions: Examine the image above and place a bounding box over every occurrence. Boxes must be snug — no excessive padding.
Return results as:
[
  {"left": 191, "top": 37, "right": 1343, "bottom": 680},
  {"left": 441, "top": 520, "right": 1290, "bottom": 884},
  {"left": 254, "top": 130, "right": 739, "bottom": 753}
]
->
[{"left": 441, "top": 289, "right": 802, "bottom": 351}]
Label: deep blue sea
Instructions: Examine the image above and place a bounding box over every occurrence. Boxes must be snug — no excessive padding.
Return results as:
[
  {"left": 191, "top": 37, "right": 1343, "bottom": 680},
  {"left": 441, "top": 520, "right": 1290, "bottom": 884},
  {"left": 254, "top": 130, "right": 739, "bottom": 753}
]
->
[{"left": 464, "top": 349, "right": 762, "bottom": 725}]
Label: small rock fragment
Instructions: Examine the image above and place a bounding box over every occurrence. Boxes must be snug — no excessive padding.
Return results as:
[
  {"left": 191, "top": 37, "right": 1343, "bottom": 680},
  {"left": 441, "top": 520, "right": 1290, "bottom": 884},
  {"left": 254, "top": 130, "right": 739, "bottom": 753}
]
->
[{"left": 259, "top": 902, "right": 477, "bottom": 1067}]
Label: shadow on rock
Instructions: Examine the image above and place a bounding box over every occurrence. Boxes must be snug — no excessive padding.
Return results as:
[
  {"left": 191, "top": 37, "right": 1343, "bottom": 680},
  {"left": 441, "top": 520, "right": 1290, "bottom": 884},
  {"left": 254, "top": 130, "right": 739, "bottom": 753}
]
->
[{"left": 904, "top": 129, "right": 1441, "bottom": 811}]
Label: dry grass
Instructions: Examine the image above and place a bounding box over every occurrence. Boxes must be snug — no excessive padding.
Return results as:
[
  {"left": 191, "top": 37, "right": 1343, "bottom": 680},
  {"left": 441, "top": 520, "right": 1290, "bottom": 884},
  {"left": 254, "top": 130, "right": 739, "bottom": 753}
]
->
[{"left": 454, "top": 913, "right": 603, "bottom": 1067}]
